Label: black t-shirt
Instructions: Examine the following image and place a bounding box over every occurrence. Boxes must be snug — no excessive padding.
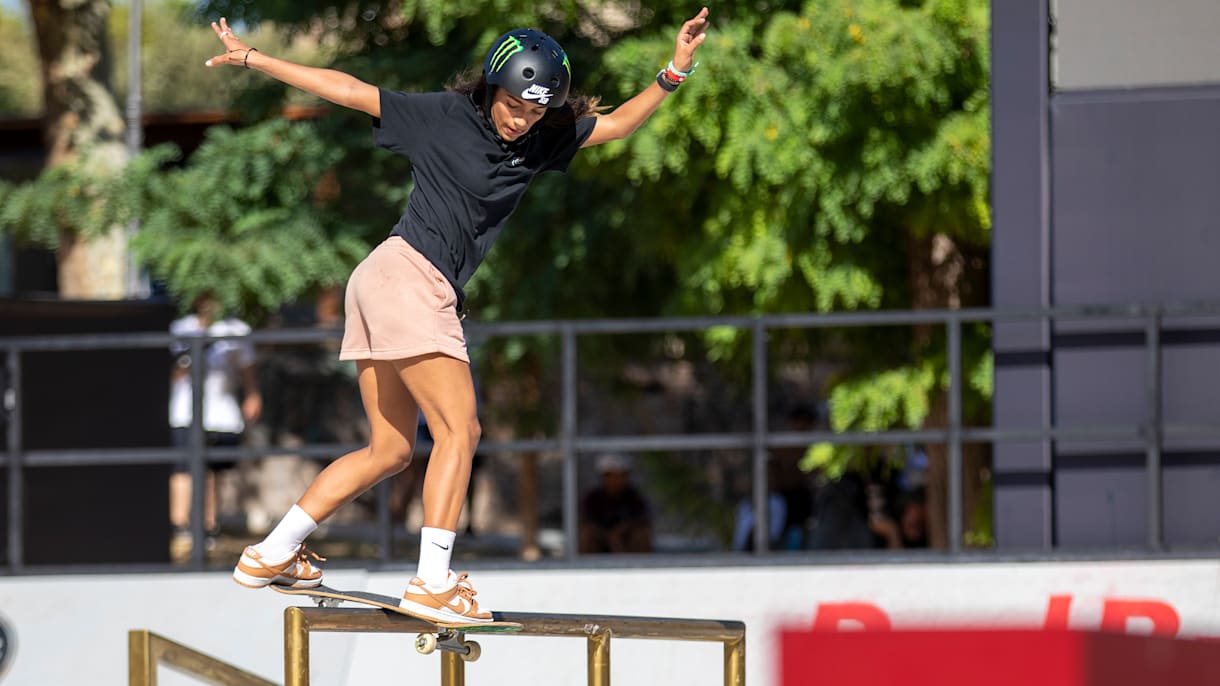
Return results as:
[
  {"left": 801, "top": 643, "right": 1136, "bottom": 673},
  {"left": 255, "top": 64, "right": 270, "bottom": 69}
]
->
[
  {"left": 373, "top": 88, "right": 597, "bottom": 308},
  {"left": 582, "top": 486, "right": 651, "bottom": 530}
]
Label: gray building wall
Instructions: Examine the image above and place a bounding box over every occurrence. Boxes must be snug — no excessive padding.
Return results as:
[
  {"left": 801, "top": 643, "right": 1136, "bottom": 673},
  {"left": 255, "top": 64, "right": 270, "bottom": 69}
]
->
[
  {"left": 992, "top": 0, "right": 1220, "bottom": 548},
  {"left": 1052, "top": 0, "right": 1220, "bottom": 90}
]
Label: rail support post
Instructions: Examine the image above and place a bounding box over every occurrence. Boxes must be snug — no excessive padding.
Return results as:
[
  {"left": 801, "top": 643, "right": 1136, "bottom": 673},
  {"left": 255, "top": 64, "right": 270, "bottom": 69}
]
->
[
  {"left": 724, "top": 635, "right": 746, "bottom": 686},
  {"left": 285, "top": 606, "right": 310, "bottom": 686},
  {"left": 440, "top": 651, "right": 464, "bottom": 686},
  {"left": 587, "top": 631, "right": 610, "bottom": 686}
]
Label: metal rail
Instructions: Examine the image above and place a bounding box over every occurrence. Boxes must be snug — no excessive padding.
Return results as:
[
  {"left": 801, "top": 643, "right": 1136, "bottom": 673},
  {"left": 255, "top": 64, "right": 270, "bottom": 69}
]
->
[
  {"left": 128, "top": 629, "right": 277, "bottom": 686},
  {"left": 282, "top": 606, "right": 745, "bottom": 686},
  {"left": 5, "top": 301, "right": 1220, "bottom": 571}
]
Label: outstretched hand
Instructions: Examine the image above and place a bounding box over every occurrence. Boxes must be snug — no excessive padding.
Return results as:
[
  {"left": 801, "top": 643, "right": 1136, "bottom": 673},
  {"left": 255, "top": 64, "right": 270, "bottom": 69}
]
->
[
  {"left": 204, "top": 17, "right": 255, "bottom": 68},
  {"left": 673, "top": 7, "right": 709, "bottom": 73}
]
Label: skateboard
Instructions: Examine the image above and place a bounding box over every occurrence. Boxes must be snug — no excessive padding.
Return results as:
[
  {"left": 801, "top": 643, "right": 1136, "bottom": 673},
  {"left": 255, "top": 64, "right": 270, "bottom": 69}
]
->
[{"left": 272, "top": 584, "right": 521, "bottom": 660}]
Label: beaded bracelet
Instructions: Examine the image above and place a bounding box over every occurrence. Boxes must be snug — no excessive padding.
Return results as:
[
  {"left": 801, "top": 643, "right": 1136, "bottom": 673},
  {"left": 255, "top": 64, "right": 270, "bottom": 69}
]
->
[{"left": 656, "top": 70, "right": 680, "bottom": 92}]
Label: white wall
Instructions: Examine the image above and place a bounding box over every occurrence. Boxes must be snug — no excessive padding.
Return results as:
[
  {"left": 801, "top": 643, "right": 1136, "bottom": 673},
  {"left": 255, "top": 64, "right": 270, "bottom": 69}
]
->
[
  {"left": 1052, "top": 0, "right": 1220, "bottom": 89},
  {"left": 2, "top": 560, "right": 1219, "bottom": 686}
]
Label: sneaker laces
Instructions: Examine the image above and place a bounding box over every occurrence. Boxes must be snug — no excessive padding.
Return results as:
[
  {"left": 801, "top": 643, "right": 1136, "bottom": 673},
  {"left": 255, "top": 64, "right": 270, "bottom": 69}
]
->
[
  {"left": 453, "top": 572, "right": 481, "bottom": 611},
  {"left": 292, "top": 545, "right": 326, "bottom": 573}
]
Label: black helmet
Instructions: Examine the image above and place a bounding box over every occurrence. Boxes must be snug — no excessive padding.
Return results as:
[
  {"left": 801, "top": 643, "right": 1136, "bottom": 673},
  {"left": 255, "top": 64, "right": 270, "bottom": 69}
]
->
[{"left": 483, "top": 29, "right": 571, "bottom": 108}]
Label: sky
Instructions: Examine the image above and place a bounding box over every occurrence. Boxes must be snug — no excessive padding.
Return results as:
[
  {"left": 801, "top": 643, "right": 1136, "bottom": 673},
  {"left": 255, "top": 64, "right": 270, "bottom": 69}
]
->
[{"left": 0, "top": 0, "right": 25, "bottom": 24}]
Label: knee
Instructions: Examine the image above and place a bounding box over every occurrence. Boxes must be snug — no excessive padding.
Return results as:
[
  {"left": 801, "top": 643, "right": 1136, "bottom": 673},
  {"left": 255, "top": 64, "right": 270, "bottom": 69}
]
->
[
  {"left": 436, "top": 418, "right": 481, "bottom": 455},
  {"left": 368, "top": 439, "right": 414, "bottom": 475}
]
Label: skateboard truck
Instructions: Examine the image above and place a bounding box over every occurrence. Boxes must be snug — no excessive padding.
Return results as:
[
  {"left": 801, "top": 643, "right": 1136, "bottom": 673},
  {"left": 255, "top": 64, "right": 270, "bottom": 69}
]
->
[
  {"left": 299, "top": 592, "right": 482, "bottom": 660},
  {"left": 415, "top": 629, "right": 481, "bottom": 661},
  {"left": 271, "top": 584, "right": 516, "bottom": 663}
]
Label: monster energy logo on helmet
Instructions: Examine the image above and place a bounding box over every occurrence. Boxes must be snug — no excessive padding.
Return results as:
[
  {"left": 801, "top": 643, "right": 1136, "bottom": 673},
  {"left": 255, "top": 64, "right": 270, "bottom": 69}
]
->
[
  {"left": 488, "top": 36, "right": 524, "bottom": 74},
  {"left": 483, "top": 28, "right": 571, "bottom": 108}
]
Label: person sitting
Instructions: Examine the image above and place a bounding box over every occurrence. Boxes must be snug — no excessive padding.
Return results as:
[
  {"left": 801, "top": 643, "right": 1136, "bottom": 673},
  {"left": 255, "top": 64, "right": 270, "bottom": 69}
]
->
[
  {"left": 579, "top": 453, "right": 654, "bottom": 554},
  {"left": 868, "top": 486, "right": 929, "bottom": 549}
]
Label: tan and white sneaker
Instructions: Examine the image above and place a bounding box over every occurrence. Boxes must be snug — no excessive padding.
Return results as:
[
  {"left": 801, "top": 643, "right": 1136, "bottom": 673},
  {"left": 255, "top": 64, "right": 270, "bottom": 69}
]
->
[
  {"left": 399, "top": 571, "right": 493, "bottom": 624},
  {"left": 232, "top": 545, "right": 325, "bottom": 589}
]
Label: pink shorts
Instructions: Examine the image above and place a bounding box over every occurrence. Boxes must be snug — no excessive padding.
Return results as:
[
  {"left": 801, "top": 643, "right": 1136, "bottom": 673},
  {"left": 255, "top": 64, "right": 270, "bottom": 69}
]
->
[{"left": 339, "top": 236, "right": 468, "bottom": 363}]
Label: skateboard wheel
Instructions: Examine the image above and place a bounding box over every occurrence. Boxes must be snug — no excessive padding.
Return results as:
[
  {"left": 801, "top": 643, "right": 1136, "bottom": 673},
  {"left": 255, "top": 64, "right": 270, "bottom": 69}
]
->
[
  {"left": 415, "top": 633, "right": 438, "bottom": 655},
  {"left": 462, "top": 640, "right": 481, "bottom": 662}
]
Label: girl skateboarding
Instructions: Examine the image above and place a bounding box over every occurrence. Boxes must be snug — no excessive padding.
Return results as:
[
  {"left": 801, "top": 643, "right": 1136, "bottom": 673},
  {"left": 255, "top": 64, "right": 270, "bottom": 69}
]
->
[{"left": 213, "top": 8, "right": 708, "bottom": 623}]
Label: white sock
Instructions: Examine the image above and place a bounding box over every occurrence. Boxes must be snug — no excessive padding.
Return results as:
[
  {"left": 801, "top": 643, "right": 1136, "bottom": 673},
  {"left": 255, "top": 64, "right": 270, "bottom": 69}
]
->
[
  {"left": 254, "top": 505, "right": 318, "bottom": 562},
  {"left": 416, "top": 527, "right": 456, "bottom": 587}
]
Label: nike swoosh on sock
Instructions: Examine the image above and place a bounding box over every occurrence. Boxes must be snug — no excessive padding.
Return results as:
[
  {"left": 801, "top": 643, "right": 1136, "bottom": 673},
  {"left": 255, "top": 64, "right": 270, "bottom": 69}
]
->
[{"left": 432, "top": 542, "right": 450, "bottom": 550}]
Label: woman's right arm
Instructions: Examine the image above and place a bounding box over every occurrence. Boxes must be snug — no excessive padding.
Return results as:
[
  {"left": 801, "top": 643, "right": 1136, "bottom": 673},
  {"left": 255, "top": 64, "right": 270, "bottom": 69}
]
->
[{"left": 205, "top": 18, "right": 380, "bottom": 118}]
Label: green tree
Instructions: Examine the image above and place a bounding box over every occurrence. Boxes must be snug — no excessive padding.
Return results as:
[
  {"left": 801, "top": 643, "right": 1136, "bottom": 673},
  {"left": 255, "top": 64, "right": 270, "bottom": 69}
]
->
[
  {"left": 0, "top": 119, "right": 366, "bottom": 320},
  {"left": 1, "top": 0, "right": 343, "bottom": 312},
  {"left": 27, "top": 0, "right": 132, "bottom": 298},
  {"left": 129, "top": 120, "right": 367, "bottom": 318},
  {"left": 460, "top": 0, "right": 994, "bottom": 545}
]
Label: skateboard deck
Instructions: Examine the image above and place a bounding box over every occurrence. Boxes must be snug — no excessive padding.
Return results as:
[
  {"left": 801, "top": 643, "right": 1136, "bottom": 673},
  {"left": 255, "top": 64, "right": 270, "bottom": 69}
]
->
[{"left": 271, "top": 584, "right": 522, "bottom": 632}]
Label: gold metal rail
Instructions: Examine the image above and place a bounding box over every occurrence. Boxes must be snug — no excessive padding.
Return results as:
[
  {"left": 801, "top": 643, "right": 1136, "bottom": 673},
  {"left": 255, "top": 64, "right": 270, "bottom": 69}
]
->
[
  {"left": 129, "top": 630, "right": 278, "bottom": 686},
  {"left": 284, "top": 606, "right": 746, "bottom": 686}
]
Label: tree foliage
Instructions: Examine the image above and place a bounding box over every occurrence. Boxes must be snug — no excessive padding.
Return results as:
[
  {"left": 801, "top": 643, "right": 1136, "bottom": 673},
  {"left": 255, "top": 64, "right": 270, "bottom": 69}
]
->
[
  {"left": 130, "top": 119, "right": 367, "bottom": 317},
  {"left": 488, "top": 0, "right": 993, "bottom": 480},
  {"left": 184, "top": 0, "right": 990, "bottom": 318},
  {"left": 0, "top": 142, "right": 172, "bottom": 246},
  {"left": 0, "top": 119, "right": 365, "bottom": 318}
]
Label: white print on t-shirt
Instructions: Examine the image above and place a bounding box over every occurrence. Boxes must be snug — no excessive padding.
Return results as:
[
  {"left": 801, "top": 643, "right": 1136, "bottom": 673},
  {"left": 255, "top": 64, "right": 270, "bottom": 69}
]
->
[{"left": 521, "top": 84, "right": 553, "bottom": 105}]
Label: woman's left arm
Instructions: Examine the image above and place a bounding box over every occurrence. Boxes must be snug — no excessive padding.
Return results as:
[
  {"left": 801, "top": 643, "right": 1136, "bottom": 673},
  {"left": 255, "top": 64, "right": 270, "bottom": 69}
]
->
[{"left": 581, "top": 7, "right": 708, "bottom": 148}]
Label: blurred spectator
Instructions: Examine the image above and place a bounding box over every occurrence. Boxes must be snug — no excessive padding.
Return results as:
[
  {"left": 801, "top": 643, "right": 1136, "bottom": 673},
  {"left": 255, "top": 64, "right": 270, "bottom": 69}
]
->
[
  {"left": 732, "top": 477, "right": 788, "bottom": 551},
  {"left": 579, "top": 453, "right": 653, "bottom": 554},
  {"left": 773, "top": 405, "right": 818, "bottom": 549},
  {"left": 168, "top": 292, "right": 261, "bottom": 560},
  {"left": 735, "top": 405, "right": 819, "bottom": 551},
  {"left": 808, "top": 471, "right": 876, "bottom": 550},
  {"left": 868, "top": 485, "right": 929, "bottom": 549}
]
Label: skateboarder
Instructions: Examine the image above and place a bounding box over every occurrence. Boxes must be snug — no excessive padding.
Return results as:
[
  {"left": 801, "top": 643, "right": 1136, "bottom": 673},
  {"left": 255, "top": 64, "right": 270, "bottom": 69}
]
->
[{"left": 210, "top": 9, "right": 708, "bottom": 624}]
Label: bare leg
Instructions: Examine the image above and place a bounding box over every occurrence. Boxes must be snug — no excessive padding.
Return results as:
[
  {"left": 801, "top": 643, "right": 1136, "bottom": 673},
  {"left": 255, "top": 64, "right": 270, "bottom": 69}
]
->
[
  {"left": 204, "top": 471, "right": 218, "bottom": 531},
  {"left": 296, "top": 360, "right": 419, "bottom": 522},
  {"left": 392, "top": 353, "right": 480, "bottom": 531},
  {"left": 169, "top": 470, "right": 219, "bottom": 531},
  {"left": 169, "top": 473, "right": 191, "bottom": 529}
]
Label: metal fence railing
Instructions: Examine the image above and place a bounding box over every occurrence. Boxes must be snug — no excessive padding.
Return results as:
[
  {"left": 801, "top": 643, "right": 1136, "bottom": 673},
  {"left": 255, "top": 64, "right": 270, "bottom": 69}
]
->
[
  {"left": 6, "top": 302, "right": 1220, "bottom": 573},
  {"left": 281, "top": 604, "right": 746, "bottom": 686},
  {"left": 128, "top": 629, "right": 277, "bottom": 686}
]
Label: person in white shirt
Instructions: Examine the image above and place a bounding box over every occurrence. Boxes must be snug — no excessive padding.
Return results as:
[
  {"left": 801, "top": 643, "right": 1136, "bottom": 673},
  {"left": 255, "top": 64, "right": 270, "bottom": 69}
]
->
[{"left": 169, "top": 292, "right": 262, "bottom": 556}]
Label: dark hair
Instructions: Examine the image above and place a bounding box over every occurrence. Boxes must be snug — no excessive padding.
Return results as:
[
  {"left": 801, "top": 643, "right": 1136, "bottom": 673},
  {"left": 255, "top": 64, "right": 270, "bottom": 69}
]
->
[{"left": 447, "top": 67, "right": 602, "bottom": 129}]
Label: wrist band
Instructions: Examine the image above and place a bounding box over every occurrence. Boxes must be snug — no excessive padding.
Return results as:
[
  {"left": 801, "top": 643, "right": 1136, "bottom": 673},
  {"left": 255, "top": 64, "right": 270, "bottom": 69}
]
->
[
  {"left": 667, "top": 60, "right": 698, "bottom": 78},
  {"left": 656, "top": 71, "right": 679, "bottom": 92},
  {"left": 244, "top": 48, "right": 258, "bottom": 68},
  {"left": 662, "top": 66, "right": 687, "bottom": 84}
]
